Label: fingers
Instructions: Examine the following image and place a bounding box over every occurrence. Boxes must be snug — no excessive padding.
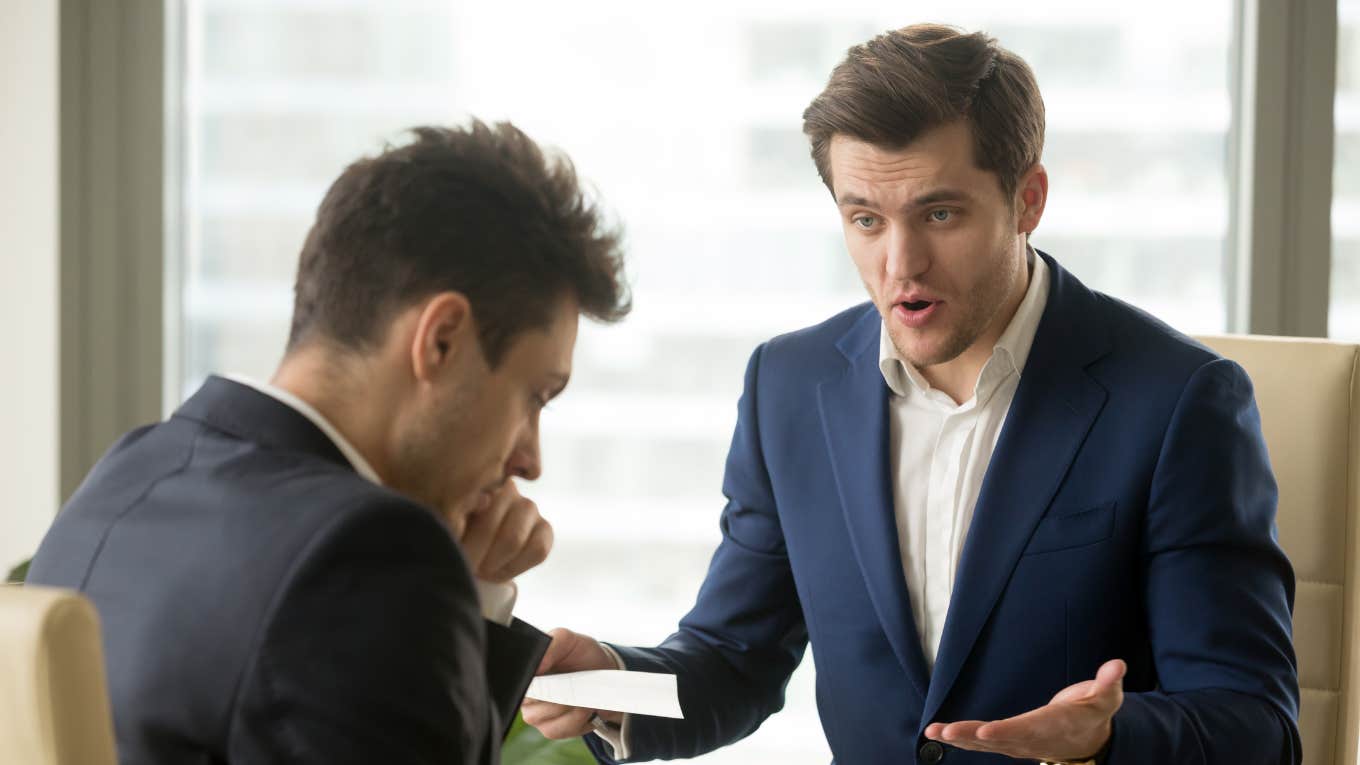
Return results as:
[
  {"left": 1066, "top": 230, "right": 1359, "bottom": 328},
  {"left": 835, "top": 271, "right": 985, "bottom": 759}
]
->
[
  {"left": 454, "top": 492, "right": 500, "bottom": 571},
  {"left": 926, "top": 720, "right": 1022, "bottom": 757},
  {"left": 537, "top": 627, "right": 582, "bottom": 674},
  {"left": 488, "top": 520, "right": 553, "bottom": 582},
  {"left": 926, "top": 720, "right": 986, "bottom": 741},
  {"left": 536, "top": 627, "right": 616, "bottom": 674},
  {"left": 521, "top": 699, "right": 595, "bottom": 739},
  {"left": 523, "top": 629, "right": 621, "bottom": 740},
  {"left": 482, "top": 509, "right": 552, "bottom": 582},
  {"left": 970, "top": 703, "right": 1058, "bottom": 742},
  {"left": 456, "top": 482, "right": 553, "bottom": 581},
  {"left": 929, "top": 659, "right": 1126, "bottom": 761}
]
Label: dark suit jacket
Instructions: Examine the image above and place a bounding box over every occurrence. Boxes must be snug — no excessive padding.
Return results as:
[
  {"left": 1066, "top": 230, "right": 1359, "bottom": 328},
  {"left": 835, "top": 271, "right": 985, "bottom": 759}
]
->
[
  {"left": 29, "top": 377, "right": 547, "bottom": 764},
  {"left": 587, "top": 252, "right": 1300, "bottom": 764}
]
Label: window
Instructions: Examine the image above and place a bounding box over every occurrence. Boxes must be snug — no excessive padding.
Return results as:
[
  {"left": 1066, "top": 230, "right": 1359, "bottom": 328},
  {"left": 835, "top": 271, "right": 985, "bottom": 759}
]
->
[
  {"left": 173, "top": 2, "right": 1236, "bottom": 761},
  {"left": 1334, "top": 0, "right": 1360, "bottom": 338}
]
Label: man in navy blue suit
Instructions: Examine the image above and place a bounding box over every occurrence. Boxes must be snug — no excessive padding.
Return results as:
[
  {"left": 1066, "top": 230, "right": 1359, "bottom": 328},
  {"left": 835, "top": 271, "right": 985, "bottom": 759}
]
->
[{"left": 523, "top": 24, "right": 1300, "bottom": 765}]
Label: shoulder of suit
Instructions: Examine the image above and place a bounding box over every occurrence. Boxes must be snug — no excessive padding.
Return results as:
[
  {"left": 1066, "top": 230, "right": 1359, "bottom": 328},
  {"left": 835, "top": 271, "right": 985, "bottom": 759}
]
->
[
  {"left": 255, "top": 462, "right": 451, "bottom": 548},
  {"left": 1084, "top": 289, "right": 1225, "bottom": 383},
  {"left": 156, "top": 426, "right": 460, "bottom": 569},
  {"left": 759, "top": 301, "right": 877, "bottom": 367},
  {"left": 249, "top": 478, "right": 474, "bottom": 614},
  {"left": 297, "top": 487, "right": 463, "bottom": 562}
]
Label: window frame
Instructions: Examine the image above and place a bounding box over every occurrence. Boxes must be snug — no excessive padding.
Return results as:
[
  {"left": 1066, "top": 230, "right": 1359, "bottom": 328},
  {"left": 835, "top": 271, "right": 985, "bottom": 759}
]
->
[{"left": 1227, "top": 0, "right": 1337, "bottom": 336}]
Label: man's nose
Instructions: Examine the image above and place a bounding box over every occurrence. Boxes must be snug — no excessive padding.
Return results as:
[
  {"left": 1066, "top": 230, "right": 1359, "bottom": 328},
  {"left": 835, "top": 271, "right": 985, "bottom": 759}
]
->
[
  {"left": 505, "top": 425, "right": 542, "bottom": 482},
  {"left": 885, "top": 224, "right": 929, "bottom": 282}
]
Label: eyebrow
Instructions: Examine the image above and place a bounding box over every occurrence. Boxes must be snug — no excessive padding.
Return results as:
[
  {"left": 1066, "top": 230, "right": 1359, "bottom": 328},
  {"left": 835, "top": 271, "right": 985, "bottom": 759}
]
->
[{"left": 836, "top": 188, "right": 974, "bottom": 211}]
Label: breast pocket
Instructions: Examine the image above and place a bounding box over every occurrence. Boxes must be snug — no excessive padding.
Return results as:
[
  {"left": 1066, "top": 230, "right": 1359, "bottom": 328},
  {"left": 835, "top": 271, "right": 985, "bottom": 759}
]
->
[{"left": 1022, "top": 501, "right": 1116, "bottom": 555}]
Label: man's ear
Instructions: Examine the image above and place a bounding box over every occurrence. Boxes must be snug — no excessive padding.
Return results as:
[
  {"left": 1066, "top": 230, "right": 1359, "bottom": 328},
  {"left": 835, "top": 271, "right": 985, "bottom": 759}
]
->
[
  {"left": 410, "top": 292, "right": 474, "bottom": 383},
  {"left": 1014, "top": 163, "right": 1049, "bottom": 236}
]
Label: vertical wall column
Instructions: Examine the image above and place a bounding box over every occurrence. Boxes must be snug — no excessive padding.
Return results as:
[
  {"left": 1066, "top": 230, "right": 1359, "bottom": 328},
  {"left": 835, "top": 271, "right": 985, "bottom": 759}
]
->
[
  {"left": 0, "top": 2, "right": 61, "bottom": 571},
  {"left": 0, "top": 0, "right": 167, "bottom": 573},
  {"left": 59, "top": 0, "right": 166, "bottom": 502}
]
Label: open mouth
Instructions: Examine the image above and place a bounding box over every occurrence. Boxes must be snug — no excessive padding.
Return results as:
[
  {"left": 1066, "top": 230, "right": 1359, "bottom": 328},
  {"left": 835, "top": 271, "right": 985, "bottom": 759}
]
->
[{"left": 893, "top": 299, "right": 940, "bottom": 327}]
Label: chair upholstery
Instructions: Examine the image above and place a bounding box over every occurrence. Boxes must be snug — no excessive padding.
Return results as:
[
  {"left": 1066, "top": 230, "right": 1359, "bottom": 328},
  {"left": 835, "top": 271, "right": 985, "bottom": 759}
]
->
[
  {"left": 1197, "top": 335, "right": 1360, "bottom": 765},
  {"left": 0, "top": 584, "right": 117, "bottom": 765}
]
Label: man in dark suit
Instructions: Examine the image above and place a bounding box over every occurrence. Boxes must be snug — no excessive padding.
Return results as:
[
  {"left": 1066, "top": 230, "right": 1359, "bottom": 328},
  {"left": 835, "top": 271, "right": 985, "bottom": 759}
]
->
[
  {"left": 28, "top": 121, "right": 631, "bottom": 764},
  {"left": 523, "top": 25, "right": 1300, "bottom": 765}
]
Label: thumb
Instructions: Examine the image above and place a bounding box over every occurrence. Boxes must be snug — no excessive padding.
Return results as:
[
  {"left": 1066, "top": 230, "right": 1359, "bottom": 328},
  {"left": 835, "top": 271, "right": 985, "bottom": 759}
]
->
[
  {"left": 1088, "top": 659, "right": 1126, "bottom": 706},
  {"left": 536, "top": 627, "right": 582, "bottom": 675}
]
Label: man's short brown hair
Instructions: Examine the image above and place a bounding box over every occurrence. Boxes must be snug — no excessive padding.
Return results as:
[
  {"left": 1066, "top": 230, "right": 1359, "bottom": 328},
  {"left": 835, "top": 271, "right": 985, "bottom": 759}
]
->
[
  {"left": 287, "top": 121, "right": 631, "bottom": 365},
  {"left": 802, "top": 24, "right": 1045, "bottom": 200}
]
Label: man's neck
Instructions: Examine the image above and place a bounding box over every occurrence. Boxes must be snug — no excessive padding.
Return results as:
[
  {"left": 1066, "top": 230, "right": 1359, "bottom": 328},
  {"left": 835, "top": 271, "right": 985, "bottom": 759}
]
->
[
  {"left": 270, "top": 349, "right": 395, "bottom": 483},
  {"left": 918, "top": 252, "right": 1032, "bottom": 405}
]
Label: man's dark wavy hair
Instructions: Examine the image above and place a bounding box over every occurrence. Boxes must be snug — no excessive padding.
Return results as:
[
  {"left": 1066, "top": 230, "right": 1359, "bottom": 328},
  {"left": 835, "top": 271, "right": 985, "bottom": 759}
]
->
[
  {"left": 803, "top": 24, "right": 1046, "bottom": 201},
  {"left": 287, "top": 121, "right": 631, "bottom": 365}
]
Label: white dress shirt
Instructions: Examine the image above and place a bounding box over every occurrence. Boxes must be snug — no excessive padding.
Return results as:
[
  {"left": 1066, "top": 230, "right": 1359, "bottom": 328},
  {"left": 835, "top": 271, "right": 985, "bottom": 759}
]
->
[
  {"left": 226, "top": 374, "right": 518, "bottom": 625},
  {"left": 880, "top": 250, "right": 1049, "bottom": 668}
]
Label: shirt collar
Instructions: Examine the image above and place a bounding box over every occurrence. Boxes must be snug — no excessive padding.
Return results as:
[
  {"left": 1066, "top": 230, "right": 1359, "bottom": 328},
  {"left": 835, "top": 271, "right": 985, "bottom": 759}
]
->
[
  {"left": 878, "top": 246, "right": 1051, "bottom": 401},
  {"left": 226, "top": 374, "right": 384, "bottom": 485}
]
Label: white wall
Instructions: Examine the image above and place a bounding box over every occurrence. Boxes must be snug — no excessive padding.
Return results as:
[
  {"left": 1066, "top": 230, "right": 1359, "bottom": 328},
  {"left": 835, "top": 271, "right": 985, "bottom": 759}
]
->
[{"left": 0, "top": 1, "right": 60, "bottom": 574}]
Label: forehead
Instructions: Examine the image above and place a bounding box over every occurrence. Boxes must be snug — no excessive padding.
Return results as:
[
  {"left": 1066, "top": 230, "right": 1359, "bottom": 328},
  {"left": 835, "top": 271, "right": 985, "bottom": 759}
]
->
[{"left": 827, "top": 122, "right": 1000, "bottom": 205}]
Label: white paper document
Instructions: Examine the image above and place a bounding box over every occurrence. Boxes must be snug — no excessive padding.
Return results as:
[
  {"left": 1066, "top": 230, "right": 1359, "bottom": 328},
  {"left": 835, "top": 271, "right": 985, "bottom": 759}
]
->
[{"left": 525, "top": 670, "right": 683, "bottom": 719}]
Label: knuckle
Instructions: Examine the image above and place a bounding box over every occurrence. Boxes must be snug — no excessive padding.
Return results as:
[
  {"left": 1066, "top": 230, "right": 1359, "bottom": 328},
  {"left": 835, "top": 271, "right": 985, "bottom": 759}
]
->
[{"left": 529, "top": 547, "right": 549, "bottom": 569}]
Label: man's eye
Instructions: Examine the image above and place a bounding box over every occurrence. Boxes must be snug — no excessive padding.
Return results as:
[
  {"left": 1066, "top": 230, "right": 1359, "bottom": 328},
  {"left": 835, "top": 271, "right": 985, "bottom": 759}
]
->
[
  {"left": 853, "top": 215, "right": 877, "bottom": 229},
  {"left": 929, "top": 209, "right": 952, "bottom": 223}
]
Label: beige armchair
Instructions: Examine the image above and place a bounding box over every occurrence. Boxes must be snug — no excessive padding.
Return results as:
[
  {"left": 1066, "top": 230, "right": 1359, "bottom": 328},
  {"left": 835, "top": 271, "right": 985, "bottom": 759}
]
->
[
  {"left": 0, "top": 584, "right": 117, "bottom": 765},
  {"left": 1197, "top": 335, "right": 1360, "bottom": 764}
]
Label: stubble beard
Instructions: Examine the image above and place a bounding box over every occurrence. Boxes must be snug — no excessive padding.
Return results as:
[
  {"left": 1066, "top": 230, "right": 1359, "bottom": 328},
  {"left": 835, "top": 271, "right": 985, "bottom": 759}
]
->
[
  {"left": 887, "top": 235, "right": 1024, "bottom": 370},
  {"left": 391, "top": 384, "right": 474, "bottom": 513}
]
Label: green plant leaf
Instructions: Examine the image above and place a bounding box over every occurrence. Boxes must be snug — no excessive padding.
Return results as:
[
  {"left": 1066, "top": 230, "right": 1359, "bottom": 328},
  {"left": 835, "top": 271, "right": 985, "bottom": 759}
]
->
[
  {"left": 6, "top": 557, "right": 30, "bottom": 584},
  {"left": 503, "top": 711, "right": 597, "bottom": 764}
]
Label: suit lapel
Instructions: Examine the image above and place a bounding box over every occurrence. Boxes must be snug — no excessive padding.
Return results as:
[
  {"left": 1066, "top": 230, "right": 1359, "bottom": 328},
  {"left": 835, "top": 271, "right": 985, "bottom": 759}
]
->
[
  {"left": 921, "top": 255, "right": 1111, "bottom": 726},
  {"left": 818, "top": 310, "right": 932, "bottom": 700}
]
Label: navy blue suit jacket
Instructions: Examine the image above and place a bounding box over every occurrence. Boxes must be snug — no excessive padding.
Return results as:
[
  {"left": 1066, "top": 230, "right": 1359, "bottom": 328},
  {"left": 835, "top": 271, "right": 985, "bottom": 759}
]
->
[
  {"left": 588, "top": 253, "right": 1300, "bottom": 764},
  {"left": 28, "top": 378, "right": 546, "bottom": 764}
]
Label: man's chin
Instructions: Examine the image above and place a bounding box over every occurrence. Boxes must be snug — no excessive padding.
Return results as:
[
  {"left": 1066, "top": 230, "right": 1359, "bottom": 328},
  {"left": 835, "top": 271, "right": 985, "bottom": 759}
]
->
[{"left": 888, "top": 330, "right": 963, "bottom": 369}]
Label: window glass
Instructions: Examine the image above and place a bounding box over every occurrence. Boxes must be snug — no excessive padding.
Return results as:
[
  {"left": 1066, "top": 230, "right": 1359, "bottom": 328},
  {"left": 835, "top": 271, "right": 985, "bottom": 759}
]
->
[
  {"left": 1333, "top": 0, "right": 1360, "bottom": 339},
  {"left": 175, "top": 3, "right": 1235, "bottom": 760}
]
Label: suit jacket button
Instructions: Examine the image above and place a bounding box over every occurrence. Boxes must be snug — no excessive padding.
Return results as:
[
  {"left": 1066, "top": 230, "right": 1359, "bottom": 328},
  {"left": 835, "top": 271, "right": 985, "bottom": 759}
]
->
[{"left": 919, "top": 740, "right": 945, "bottom": 764}]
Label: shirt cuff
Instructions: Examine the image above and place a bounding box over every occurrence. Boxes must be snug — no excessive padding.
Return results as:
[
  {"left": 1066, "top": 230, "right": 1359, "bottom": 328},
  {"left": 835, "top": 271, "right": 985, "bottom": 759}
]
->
[
  {"left": 473, "top": 578, "right": 517, "bottom": 626},
  {"left": 593, "top": 642, "right": 632, "bottom": 760},
  {"left": 598, "top": 642, "right": 627, "bottom": 671}
]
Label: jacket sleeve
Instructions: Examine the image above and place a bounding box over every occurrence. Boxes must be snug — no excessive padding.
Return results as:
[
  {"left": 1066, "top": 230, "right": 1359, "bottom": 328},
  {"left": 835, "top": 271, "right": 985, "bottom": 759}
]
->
[
  {"left": 585, "top": 343, "right": 809, "bottom": 763},
  {"left": 228, "top": 499, "right": 496, "bottom": 765},
  {"left": 1111, "top": 358, "right": 1301, "bottom": 764}
]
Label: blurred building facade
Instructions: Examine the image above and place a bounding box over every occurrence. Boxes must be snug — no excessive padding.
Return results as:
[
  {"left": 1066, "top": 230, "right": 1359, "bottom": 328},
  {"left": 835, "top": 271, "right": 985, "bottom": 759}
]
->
[{"left": 171, "top": 1, "right": 1360, "bottom": 761}]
